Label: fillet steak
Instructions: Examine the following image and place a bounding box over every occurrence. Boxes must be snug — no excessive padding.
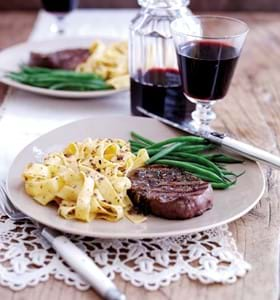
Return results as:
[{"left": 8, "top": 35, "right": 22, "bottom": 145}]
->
[
  {"left": 127, "top": 165, "right": 214, "bottom": 220},
  {"left": 29, "top": 48, "right": 90, "bottom": 70}
]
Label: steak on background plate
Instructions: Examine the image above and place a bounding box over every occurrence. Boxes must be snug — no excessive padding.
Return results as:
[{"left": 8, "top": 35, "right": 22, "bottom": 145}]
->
[
  {"left": 127, "top": 165, "right": 214, "bottom": 220},
  {"left": 29, "top": 48, "right": 90, "bottom": 70}
]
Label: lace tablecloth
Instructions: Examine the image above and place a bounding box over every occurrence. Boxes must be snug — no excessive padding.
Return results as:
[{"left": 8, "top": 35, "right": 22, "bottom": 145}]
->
[
  {"left": 0, "top": 214, "right": 250, "bottom": 291},
  {"left": 0, "top": 9, "right": 250, "bottom": 291}
]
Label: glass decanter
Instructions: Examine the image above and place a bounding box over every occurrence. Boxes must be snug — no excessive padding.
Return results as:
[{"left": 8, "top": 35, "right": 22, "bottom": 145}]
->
[{"left": 129, "top": 0, "right": 196, "bottom": 120}]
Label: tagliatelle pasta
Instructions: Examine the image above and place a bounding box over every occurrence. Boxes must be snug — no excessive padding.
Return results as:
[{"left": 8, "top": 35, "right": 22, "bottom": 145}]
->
[
  {"left": 76, "top": 40, "right": 129, "bottom": 89},
  {"left": 23, "top": 138, "right": 149, "bottom": 223}
]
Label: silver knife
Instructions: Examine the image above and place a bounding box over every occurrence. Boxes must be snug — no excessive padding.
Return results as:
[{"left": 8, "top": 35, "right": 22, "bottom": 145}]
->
[{"left": 137, "top": 106, "right": 280, "bottom": 170}]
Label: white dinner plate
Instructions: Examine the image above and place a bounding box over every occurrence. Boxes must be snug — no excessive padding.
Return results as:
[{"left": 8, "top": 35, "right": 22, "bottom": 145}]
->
[
  {"left": 7, "top": 116, "right": 265, "bottom": 238},
  {"left": 0, "top": 38, "right": 127, "bottom": 98}
]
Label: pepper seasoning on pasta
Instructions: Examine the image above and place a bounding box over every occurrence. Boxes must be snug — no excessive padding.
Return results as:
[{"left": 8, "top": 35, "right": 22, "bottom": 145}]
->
[{"left": 23, "top": 138, "right": 149, "bottom": 223}]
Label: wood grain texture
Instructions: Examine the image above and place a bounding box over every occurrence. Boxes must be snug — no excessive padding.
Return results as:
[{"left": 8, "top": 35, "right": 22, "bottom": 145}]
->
[
  {"left": 0, "top": 11, "right": 37, "bottom": 105},
  {"left": 0, "top": 11, "right": 37, "bottom": 48},
  {"left": 0, "top": 11, "right": 280, "bottom": 300}
]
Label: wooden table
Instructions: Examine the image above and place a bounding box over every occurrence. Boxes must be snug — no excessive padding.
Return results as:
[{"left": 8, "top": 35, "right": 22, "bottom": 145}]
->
[{"left": 0, "top": 11, "right": 279, "bottom": 300}]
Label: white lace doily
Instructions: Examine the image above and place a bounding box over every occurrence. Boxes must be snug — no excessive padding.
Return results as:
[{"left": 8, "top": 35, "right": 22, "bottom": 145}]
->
[{"left": 0, "top": 213, "right": 250, "bottom": 291}]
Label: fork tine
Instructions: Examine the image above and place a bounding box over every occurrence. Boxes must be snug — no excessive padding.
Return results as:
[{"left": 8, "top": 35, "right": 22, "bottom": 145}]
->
[
  {"left": 0, "top": 184, "right": 13, "bottom": 212},
  {"left": 0, "top": 182, "right": 27, "bottom": 220},
  {"left": 1, "top": 180, "right": 8, "bottom": 194},
  {"left": 0, "top": 183, "right": 11, "bottom": 216},
  {"left": 0, "top": 181, "right": 17, "bottom": 209},
  {"left": 0, "top": 187, "right": 6, "bottom": 215}
]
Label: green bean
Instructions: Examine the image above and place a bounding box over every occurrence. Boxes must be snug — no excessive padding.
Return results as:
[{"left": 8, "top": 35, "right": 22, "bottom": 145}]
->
[
  {"left": 155, "top": 159, "right": 225, "bottom": 183},
  {"left": 180, "top": 143, "right": 216, "bottom": 151},
  {"left": 210, "top": 182, "right": 235, "bottom": 189},
  {"left": 219, "top": 170, "right": 241, "bottom": 181},
  {"left": 30, "top": 74, "right": 105, "bottom": 81},
  {"left": 203, "top": 153, "right": 243, "bottom": 163},
  {"left": 21, "top": 66, "right": 103, "bottom": 79},
  {"left": 164, "top": 152, "right": 224, "bottom": 178},
  {"left": 146, "top": 143, "right": 184, "bottom": 164},
  {"left": 130, "top": 143, "right": 162, "bottom": 152},
  {"left": 136, "top": 144, "right": 214, "bottom": 155},
  {"left": 6, "top": 66, "right": 112, "bottom": 91},
  {"left": 143, "top": 145, "right": 213, "bottom": 156},
  {"left": 28, "top": 78, "right": 106, "bottom": 85},
  {"left": 130, "top": 144, "right": 143, "bottom": 152},
  {"left": 14, "top": 71, "right": 99, "bottom": 81},
  {"left": 222, "top": 170, "right": 245, "bottom": 178},
  {"left": 8, "top": 73, "right": 28, "bottom": 81},
  {"left": 166, "top": 158, "right": 225, "bottom": 177},
  {"left": 171, "top": 144, "right": 215, "bottom": 155},
  {"left": 129, "top": 140, "right": 148, "bottom": 148},
  {"left": 49, "top": 82, "right": 111, "bottom": 91},
  {"left": 147, "top": 136, "right": 207, "bottom": 150},
  {"left": 130, "top": 133, "right": 213, "bottom": 153},
  {"left": 189, "top": 162, "right": 239, "bottom": 184},
  {"left": 130, "top": 132, "right": 154, "bottom": 145}
]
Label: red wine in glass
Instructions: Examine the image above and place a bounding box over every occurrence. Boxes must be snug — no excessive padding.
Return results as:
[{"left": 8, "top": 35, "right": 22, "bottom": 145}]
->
[
  {"left": 41, "top": 0, "right": 79, "bottom": 34},
  {"left": 42, "top": 0, "right": 78, "bottom": 13},
  {"left": 130, "top": 68, "right": 195, "bottom": 120},
  {"left": 177, "top": 41, "right": 239, "bottom": 101},
  {"left": 172, "top": 15, "right": 248, "bottom": 130}
]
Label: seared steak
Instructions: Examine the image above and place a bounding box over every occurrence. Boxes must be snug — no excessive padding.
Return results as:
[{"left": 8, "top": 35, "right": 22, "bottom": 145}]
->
[
  {"left": 29, "top": 48, "right": 90, "bottom": 70},
  {"left": 127, "top": 165, "right": 214, "bottom": 220}
]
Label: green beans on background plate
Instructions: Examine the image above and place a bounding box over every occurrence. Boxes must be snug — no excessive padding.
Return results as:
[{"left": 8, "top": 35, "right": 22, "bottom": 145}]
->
[
  {"left": 6, "top": 66, "right": 113, "bottom": 91},
  {"left": 130, "top": 131, "right": 244, "bottom": 190}
]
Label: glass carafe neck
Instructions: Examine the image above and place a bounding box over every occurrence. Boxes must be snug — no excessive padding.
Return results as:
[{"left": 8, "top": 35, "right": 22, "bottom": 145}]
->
[{"left": 138, "top": 0, "right": 190, "bottom": 9}]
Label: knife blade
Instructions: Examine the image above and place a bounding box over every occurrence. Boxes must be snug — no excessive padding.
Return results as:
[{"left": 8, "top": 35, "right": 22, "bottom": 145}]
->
[{"left": 137, "top": 106, "right": 280, "bottom": 170}]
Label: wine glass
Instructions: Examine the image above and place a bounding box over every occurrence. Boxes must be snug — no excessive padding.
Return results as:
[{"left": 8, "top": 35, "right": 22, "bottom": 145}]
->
[
  {"left": 41, "top": 0, "right": 79, "bottom": 35},
  {"left": 171, "top": 15, "right": 248, "bottom": 130}
]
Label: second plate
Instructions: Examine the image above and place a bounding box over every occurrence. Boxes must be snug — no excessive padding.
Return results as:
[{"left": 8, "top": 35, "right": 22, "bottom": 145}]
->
[{"left": 0, "top": 37, "right": 128, "bottom": 99}]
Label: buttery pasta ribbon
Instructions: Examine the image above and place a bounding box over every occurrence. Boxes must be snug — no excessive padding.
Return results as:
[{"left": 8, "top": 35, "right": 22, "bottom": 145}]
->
[
  {"left": 23, "top": 138, "right": 149, "bottom": 223},
  {"left": 76, "top": 40, "right": 129, "bottom": 89}
]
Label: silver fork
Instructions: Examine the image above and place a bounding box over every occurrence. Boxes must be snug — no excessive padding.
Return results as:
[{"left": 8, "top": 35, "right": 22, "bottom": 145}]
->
[
  {"left": 0, "top": 182, "right": 31, "bottom": 221},
  {"left": 0, "top": 181, "right": 125, "bottom": 300}
]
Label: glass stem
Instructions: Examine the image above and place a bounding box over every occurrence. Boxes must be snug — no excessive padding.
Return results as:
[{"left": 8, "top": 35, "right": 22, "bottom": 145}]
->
[
  {"left": 191, "top": 101, "right": 216, "bottom": 130},
  {"left": 56, "top": 15, "right": 65, "bottom": 35}
]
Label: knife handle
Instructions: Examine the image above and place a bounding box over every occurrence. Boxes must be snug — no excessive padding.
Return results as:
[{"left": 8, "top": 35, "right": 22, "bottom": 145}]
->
[
  {"left": 41, "top": 228, "right": 125, "bottom": 300},
  {"left": 222, "top": 136, "right": 280, "bottom": 169}
]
